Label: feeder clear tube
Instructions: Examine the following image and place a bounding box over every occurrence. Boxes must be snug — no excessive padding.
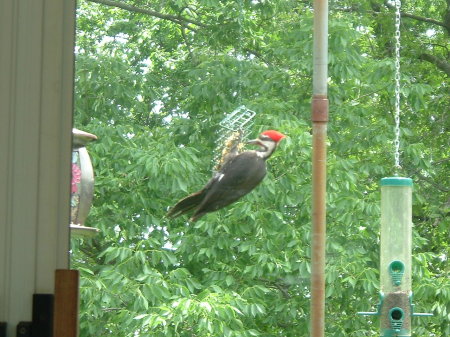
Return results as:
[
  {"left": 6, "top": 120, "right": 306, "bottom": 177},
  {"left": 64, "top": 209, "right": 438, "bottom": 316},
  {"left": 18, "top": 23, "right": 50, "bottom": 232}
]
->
[
  {"left": 380, "top": 177, "right": 412, "bottom": 293},
  {"left": 380, "top": 177, "right": 413, "bottom": 336}
]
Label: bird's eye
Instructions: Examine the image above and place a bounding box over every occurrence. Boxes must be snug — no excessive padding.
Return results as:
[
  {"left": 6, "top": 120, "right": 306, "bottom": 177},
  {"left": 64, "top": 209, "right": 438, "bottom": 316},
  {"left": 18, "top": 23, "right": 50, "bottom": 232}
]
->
[{"left": 260, "top": 135, "right": 272, "bottom": 141}]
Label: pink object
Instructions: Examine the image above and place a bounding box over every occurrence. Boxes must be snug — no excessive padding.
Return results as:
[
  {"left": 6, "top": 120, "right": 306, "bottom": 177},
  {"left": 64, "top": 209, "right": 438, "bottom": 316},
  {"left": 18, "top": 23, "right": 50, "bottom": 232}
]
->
[{"left": 71, "top": 163, "right": 81, "bottom": 193}]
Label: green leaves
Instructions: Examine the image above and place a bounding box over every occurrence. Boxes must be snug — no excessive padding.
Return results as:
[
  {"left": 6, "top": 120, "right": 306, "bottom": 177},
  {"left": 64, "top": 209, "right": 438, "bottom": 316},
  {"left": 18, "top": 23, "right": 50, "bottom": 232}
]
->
[{"left": 73, "top": 0, "right": 449, "bottom": 335}]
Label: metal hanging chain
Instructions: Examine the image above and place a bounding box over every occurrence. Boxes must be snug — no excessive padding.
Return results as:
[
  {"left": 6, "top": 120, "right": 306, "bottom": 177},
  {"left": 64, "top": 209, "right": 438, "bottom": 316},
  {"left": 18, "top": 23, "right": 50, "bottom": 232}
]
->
[
  {"left": 393, "top": 0, "right": 402, "bottom": 171},
  {"left": 212, "top": 1, "right": 256, "bottom": 173},
  {"left": 236, "top": 0, "right": 244, "bottom": 105}
]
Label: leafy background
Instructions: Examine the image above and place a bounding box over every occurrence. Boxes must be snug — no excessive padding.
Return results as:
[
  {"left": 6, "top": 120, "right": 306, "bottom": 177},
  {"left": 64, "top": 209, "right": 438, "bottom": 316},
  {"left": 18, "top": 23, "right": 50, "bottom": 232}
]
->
[{"left": 72, "top": 0, "right": 449, "bottom": 336}]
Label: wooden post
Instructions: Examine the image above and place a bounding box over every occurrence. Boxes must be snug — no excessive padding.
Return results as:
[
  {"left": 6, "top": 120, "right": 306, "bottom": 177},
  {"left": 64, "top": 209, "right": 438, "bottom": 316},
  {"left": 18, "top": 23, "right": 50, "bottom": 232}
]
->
[{"left": 54, "top": 270, "right": 80, "bottom": 337}]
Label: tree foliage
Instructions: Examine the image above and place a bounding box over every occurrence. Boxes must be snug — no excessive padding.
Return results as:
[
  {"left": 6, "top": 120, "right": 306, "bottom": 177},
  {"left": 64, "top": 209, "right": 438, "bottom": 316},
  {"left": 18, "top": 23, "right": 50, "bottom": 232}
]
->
[{"left": 72, "top": 0, "right": 449, "bottom": 335}]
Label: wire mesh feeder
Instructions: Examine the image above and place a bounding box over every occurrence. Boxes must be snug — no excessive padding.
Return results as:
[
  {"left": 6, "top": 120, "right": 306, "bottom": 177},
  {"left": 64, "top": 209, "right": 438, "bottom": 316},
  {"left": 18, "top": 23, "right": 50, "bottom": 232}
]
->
[{"left": 212, "top": 105, "right": 256, "bottom": 173}]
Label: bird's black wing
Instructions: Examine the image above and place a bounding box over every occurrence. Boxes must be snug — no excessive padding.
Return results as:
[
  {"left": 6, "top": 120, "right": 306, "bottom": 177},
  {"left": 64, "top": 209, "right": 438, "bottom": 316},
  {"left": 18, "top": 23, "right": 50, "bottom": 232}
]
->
[
  {"left": 166, "top": 171, "right": 224, "bottom": 219},
  {"left": 192, "top": 152, "right": 266, "bottom": 220}
]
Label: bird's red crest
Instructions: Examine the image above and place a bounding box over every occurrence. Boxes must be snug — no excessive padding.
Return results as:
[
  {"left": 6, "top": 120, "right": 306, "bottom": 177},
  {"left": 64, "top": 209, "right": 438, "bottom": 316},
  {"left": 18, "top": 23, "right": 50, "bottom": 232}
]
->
[{"left": 261, "top": 130, "right": 286, "bottom": 142}]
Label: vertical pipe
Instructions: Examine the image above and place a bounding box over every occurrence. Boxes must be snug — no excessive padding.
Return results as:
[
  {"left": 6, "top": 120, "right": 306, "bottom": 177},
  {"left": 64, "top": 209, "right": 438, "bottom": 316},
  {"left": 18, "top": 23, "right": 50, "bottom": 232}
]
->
[
  {"left": 313, "top": 0, "right": 329, "bottom": 96},
  {"left": 311, "top": 0, "right": 328, "bottom": 336},
  {"left": 310, "top": 119, "right": 327, "bottom": 336}
]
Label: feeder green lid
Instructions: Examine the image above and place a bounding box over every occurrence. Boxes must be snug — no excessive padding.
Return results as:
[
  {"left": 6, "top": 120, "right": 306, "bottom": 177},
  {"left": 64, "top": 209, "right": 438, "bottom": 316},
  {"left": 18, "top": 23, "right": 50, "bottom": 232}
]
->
[{"left": 381, "top": 177, "right": 413, "bottom": 186}]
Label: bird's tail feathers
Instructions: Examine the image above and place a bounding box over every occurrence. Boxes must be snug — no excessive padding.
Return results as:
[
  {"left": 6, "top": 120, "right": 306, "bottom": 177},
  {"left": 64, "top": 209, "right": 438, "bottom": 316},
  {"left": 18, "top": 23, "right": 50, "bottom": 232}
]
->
[{"left": 166, "top": 190, "right": 205, "bottom": 219}]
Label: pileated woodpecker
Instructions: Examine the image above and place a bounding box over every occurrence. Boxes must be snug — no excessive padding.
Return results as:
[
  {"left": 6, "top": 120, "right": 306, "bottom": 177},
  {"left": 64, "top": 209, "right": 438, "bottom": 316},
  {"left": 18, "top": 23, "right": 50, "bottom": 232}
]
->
[{"left": 167, "top": 130, "right": 286, "bottom": 222}]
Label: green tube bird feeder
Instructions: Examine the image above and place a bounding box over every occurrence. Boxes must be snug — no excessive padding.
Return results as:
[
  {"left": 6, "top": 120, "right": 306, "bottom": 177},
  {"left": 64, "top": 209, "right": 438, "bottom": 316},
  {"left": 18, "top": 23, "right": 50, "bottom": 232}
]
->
[
  {"left": 380, "top": 177, "right": 413, "bottom": 336},
  {"left": 357, "top": 2, "right": 432, "bottom": 334},
  {"left": 359, "top": 177, "right": 432, "bottom": 336}
]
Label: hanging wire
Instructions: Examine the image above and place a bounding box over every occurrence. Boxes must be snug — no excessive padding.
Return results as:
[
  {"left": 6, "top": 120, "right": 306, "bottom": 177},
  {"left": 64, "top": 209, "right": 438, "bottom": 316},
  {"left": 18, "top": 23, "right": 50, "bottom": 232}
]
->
[
  {"left": 212, "top": 0, "right": 257, "bottom": 173},
  {"left": 236, "top": 0, "right": 245, "bottom": 105},
  {"left": 393, "top": 0, "right": 402, "bottom": 172}
]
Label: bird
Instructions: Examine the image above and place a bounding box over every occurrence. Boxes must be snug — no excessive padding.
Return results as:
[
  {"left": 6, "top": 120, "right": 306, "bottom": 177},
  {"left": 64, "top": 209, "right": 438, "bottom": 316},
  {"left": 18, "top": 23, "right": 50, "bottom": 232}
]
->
[{"left": 167, "top": 130, "right": 286, "bottom": 222}]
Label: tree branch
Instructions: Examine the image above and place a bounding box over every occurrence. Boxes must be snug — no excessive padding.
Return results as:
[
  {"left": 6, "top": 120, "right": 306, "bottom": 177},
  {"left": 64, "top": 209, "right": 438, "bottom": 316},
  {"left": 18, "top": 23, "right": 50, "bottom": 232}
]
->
[
  {"left": 400, "top": 11, "right": 449, "bottom": 31},
  {"left": 419, "top": 53, "right": 450, "bottom": 77},
  {"left": 384, "top": 1, "right": 450, "bottom": 32},
  {"left": 86, "top": 0, "right": 206, "bottom": 30},
  {"left": 257, "top": 278, "right": 291, "bottom": 299}
]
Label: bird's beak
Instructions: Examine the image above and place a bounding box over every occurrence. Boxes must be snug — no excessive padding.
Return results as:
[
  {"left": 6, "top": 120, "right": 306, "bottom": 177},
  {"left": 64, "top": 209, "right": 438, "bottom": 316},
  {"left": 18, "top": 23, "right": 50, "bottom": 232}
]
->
[
  {"left": 247, "top": 138, "right": 268, "bottom": 151},
  {"left": 246, "top": 138, "right": 261, "bottom": 145}
]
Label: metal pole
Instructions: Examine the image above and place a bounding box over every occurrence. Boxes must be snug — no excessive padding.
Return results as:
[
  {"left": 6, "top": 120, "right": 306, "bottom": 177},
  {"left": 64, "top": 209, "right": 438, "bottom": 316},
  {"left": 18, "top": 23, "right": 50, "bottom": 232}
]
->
[{"left": 311, "top": 0, "right": 328, "bottom": 335}]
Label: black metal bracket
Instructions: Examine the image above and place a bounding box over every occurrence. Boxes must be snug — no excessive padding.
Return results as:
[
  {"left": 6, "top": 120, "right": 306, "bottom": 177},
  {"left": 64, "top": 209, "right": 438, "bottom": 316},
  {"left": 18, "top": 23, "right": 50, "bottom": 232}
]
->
[
  {"left": 4, "top": 294, "right": 54, "bottom": 337},
  {"left": 0, "top": 322, "right": 6, "bottom": 337},
  {"left": 17, "top": 322, "right": 32, "bottom": 337},
  {"left": 32, "top": 294, "right": 54, "bottom": 337}
]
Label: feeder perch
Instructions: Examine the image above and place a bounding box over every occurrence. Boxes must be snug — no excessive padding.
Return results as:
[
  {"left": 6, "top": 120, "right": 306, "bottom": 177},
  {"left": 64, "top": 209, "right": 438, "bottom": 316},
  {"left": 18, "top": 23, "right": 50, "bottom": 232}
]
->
[
  {"left": 389, "top": 260, "right": 405, "bottom": 287},
  {"left": 389, "top": 307, "right": 404, "bottom": 332}
]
